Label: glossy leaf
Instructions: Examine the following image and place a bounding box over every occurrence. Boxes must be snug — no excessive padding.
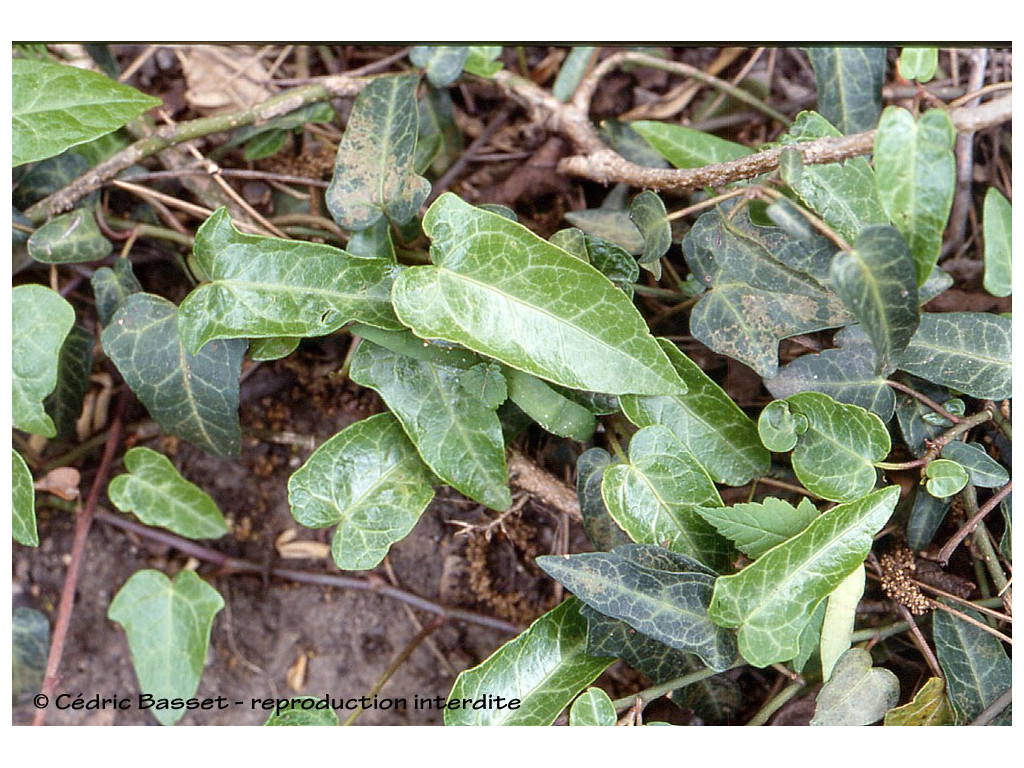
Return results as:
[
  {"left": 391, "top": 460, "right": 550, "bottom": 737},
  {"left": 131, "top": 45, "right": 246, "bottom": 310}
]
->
[
  {"left": 806, "top": 48, "right": 886, "bottom": 134},
  {"left": 906, "top": 487, "right": 950, "bottom": 550},
  {"left": 819, "top": 565, "right": 865, "bottom": 681},
  {"left": 394, "top": 193, "right": 684, "bottom": 396},
  {"left": 622, "top": 338, "right": 770, "bottom": 486},
  {"left": 940, "top": 441, "right": 1008, "bottom": 489},
  {"left": 924, "top": 459, "right": 969, "bottom": 499},
  {"left": 683, "top": 205, "right": 852, "bottom": 378},
  {"left": 108, "top": 447, "right": 228, "bottom": 540},
  {"left": 600, "top": 119, "right": 670, "bottom": 168},
  {"left": 898, "top": 312, "right": 1012, "bottom": 400},
  {"left": 894, "top": 376, "right": 955, "bottom": 457},
  {"left": 350, "top": 336, "right": 511, "bottom": 511},
  {"left": 409, "top": 46, "right": 469, "bottom": 88},
  {"left": 810, "top": 647, "right": 899, "bottom": 726},
  {"left": 982, "top": 188, "right": 1011, "bottom": 297},
  {"left": 13, "top": 449, "right": 38, "bottom": 547},
  {"left": 43, "top": 325, "right": 94, "bottom": 439},
  {"left": 444, "top": 598, "right": 613, "bottom": 726},
  {"left": 463, "top": 46, "right": 503, "bottom": 78},
  {"left": 264, "top": 698, "right": 339, "bottom": 726},
  {"left": 553, "top": 47, "right": 596, "bottom": 102},
  {"left": 696, "top": 497, "right": 818, "bottom": 560},
  {"left": 178, "top": 208, "right": 400, "bottom": 354},
  {"left": 91, "top": 258, "right": 143, "bottom": 327},
  {"left": 504, "top": 367, "right": 595, "bottom": 441},
  {"left": 326, "top": 74, "right": 430, "bottom": 230},
  {"left": 898, "top": 48, "right": 938, "bottom": 82},
  {"left": 12, "top": 152, "right": 91, "bottom": 209},
  {"left": 933, "top": 602, "right": 1012, "bottom": 725},
  {"left": 756, "top": 399, "right": 803, "bottom": 453},
  {"left": 108, "top": 570, "right": 224, "bottom": 726},
  {"left": 630, "top": 121, "right": 752, "bottom": 168},
  {"left": 416, "top": 85, "right": 463, "bottom": 175},
  {"left": 288, "top": 413, "right": 435, "bottom": 570},
  {"left": 874, "top": 108, "right": 956, "bottom": 285},
  {"left": 27, "top": 208, "right": 113, "bottom": 264},
  {"left": 576, "top": 448, "right": 631, "bottom": 551},
  {"left": 12, "top": 284, "right": 75, "bottom": 438},
  {"left": 884, "top": 677, "right": 955, "bottom": 726},
  {"left": 569, "top": 687, "right": 616, "bottom": 726},
  {"left": 709, "top": 486, "right": 899, "bottom": 668},
  {"left": 794, "top": 600, "right": 827, "bottom": 673},
  {"left": 538, "top": 545, "right": 738, "bottom": 671},
  {"left": 830, "top": 225, "right": 919, "bottom": 373},
  {"left": 550, "top": 228, "right": 639, "bottom": 295},
  {"left": 629, "top": 190, "right": 671, "bottom": 278},
  {"left": 601, "top": 426, "right": 729, "bottom": 571},
  {"left": 102, "top": 293, "right": 245, "bottom": 457},
  {"left": 12, "top": 607, "right": 49, "bottom": 702},
  {"left": 13, "top": 59, "right": 161, "bottom": 166},
  {"left": 563, "top": 208, "right": 644, "bottom": 254},
  {"left": 248, "top": 336, "right": 300, "bottom": 362}
]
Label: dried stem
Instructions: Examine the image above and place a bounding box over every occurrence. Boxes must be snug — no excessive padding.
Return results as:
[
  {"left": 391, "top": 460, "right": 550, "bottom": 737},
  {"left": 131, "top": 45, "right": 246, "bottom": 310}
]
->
[{"left": 937, "top": 481, "right": 1012, "bottom": 565}]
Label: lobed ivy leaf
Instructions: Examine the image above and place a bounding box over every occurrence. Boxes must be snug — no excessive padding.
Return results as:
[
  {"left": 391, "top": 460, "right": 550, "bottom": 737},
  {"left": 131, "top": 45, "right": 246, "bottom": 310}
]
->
[
  {"left": 13, "top": 58, "right": 161, "bottom": 166},
  {"left": 884, "top": 677, "right": 955, "bottom": 726},
  {"left": 709, "top": 486, "right": 899, "bottom": 668},
  {"left": 873, "top": 108, "right": 956, "bottom": 286},
  {"left": 810, "top": 647, "right": 899, "bottom": 726},
  {"left": 818, "top": 565, "right": 865, "bottom": 681},
  {"left": 695, "top": 497, "right": 819, "bottom": 560},
  {"left": 108, "top": 447, "right": 228, "bottom": 540},
  {"left": 445, "top": 598, "right": 613, "bottom": 726},
  {"left": 12, "top": 284, "right": 76, "bottom": 438},
  {"left": 830, "top": 225, "right": 919, "bottom": 374},
  {"left": 601, "top": 426, "right": 729, "bottom": 571},
  {"left": 629, "top": 190, "right": 671, "bottom": 278},
  {"left": 102, "top": 293, "right": 245, "bottom": 457},
  {"left": 576, "top": 448, "right": 631, "bottom": 552},
  {"left": 538, "top": 544, "right": 738, "bottom": 671},
  {"left": 898, "top": 48, "right": 939, "bottom": 83},
  {"left": 939, "top": 441, "right": 1008, "bottom": 488},
  {"left": 629, "top": 120, "right": 753, "bottom": 168},
  {"left": 178, "top": 208, "right": 400, "bottom": 354},
  {"left": 410, "top": 46, "right": 470, "bottom": 88},
  {"left": 264, "top": 698, "right": 339, "bottom": 726},
  {"left": 897, "top": 312, "right": 1011, "bottom": 401},
  {"left": 43, "top": 325, "right": 94, "bottom": 439},
  {"left": 504, "top": 367, "right": 596, "bottom": 441},
  {"left": 326, "top": 74, "right": 430, "bottom": 230},
  {"left": 933, "top": 601, "right": 1012, "bottom": 725},
  {"left": 394, "top": 193, "right": 685, "bottom": 396},
  {"left": 287, "top": 413, "right": 435, "bottom": 571},
  {"left": 982, "top": 188, "right": 1011, "bottom": 297},
  {"left": 108, "top": 570, "right": 224, "bottom": 726},
  {"left": 13, "top": 449, "right": 38, "bottom": 547},
  {"left": 569, "top": 687, "right": 616, "bottom": 726},
  {"left": 924, "top": 459, "right": 969, "bottom": 499},
  {"left": 27, "top": 208, "right": 113, "bottom": 264},
  {"left": 91, "top": 258, "right": 143, "bottom": 327},
  {"left": 806, "top": 47, "right": 886, "bottom": 134}
]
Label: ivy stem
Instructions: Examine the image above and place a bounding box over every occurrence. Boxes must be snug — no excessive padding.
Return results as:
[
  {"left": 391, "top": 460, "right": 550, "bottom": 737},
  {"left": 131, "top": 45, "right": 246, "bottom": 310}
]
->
[
  {"left": 610, "top": 662, "right": 741, "bottom": 712},
  {"left": 874, "top": 458, "right": 929, "bottom": 471},
  {"left": 745, "top": 680, "right": 806, "bottom": 726},
  {"left": 848, "top": 597, "right": 1007, "bottom": 644},
  {"left": 937, "top": 480, "right": 1012, "bottom": 565},
  {"left": 885, "top": 379, "right": 963, "bottom": 424}
]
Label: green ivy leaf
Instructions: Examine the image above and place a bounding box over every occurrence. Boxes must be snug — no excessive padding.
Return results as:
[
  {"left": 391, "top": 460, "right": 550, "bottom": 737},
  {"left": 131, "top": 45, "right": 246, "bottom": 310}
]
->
[
  {"left": 463, "top": 46, "right": 503, "bottom": 78},
  {"left": 933, "top": 602, "right": 1012, "bottom": 725},
  {"left": 394, "top": 193, "right": 685, "bottom": 396},
  {"left": 264, "top": 698, "right": 339, "bottom": 726},
  {"left": 709, "top": 486, "right": 899, "bottom": 668},
  {"left": 410, "top": 46, "right": 470, "bottom": 88},
  {"left": 538, "top": 545, "right": 737, "bottom": 671},
  {"left": 806, "top": 48, "right": 886, "bottom": 134},
  {"left": 939, "top": 441, "right": 1008, "bottom": 488},
  {"left": 906, "top": 486, "right": 951, "bottom": 550},
  {"left": 108, "top": 570, "right": 224, "bottom": 726},
  {"left": 629, "top": 121, "right": 753, "bottom": 168},
  {"left": 830, "top": 225, "right": 919, "bottom": 374},
  {"left": 43, "top": 325, "right": 94, "bottom": 439},
  {"left": 504, "top": 367, "right": 596, "bottom": 441},
  {"left": 576, "top": 449, "right": 631, "bottom": 551},
  {"left": 819, "top": 565, "right": 865, "bottom": 681},
  {"left": 248, "top": 336, "right": 300, "bottom": 362},
  {"left": 27, "top": 208, "right": 113, "bottom": 264},
  {"left": 898, "top": 48, "right": 939, "bottom": 83},
  {"left": 629, "top": 190, "right": 671, "bottom": 278},
  {"left": 884, "top": 677, "right": 955, "bottom": 726},
  {"left": 416, "top": 85, "right": 463, "bottom": 175},
  {"left": 13, "top": 607, "right": 49, "bottom": 702},
  {"left": 810, "top": 647, "right": 899, "bottom": 726},
  {"left": 898, "top": 312, "right": 1012, "bottom": 400},
  {"left": 445, "top": 598, "right": 613, "bottom": 726},
  {"left": 569, "top": 687, "right": 616, "bottom": 726},
  {"left": 13, "top": 152, "right": 91, "bottom": 209},
  {"left": 563, "top": 208, "right": 645, "bottom": 254},
  {"left": 756, "top": 399, "right": 803, "bottom": 453},
  {"left": 599, "top": 119, "right": 670, "bottom": 168},
  {"left": 13, "top": 449, "right": 38, "bottom": 547},
  {"left": 924, "top": 459, "right": 969, "bottom": 499},
  {"left": 601, "top": 426, "right": 729, "bottom": 571},
  {"left": 13, "top": 59, "right": 161, "bottom": 166},
  {"left": 178, "top": 208, "right": 400, "bottom": 354},
  {"left": 326, "top": 74, "right": 430, "bottom": 230},
  {"left": 550, "top": 228, "right": 639, "bottom": 296},
  {"left": 622, "top": 338, "right": 770, "bottom": 486},
  {"left": 12, "top": 284, "right": 75, "bottom": 438},
  {"left": 982, "top": 188, "right": 1011, "bottom": 297},
  {"left": 102, "top": 293, "right": 245, "bottom": 457},
  {"left": 894, "top": 376, "right": 954, "bottom": 457},
  {"left": 552, "top": 47, "right": 596, "bottom": 102},
  {"left": 350, "top": 336, "right": 511, "bottom": 511},
  {"left": 91, "top": 258, "right": 143, "bottom": 327},
  {"left": 695, "top": 497, "right": 819, "bottom": 560},
  {"left": 288, "top": 413, "right": 435, "bottom": 571},
  {"left": 108, "top": 447, "right": 228, "bottom": 540}
]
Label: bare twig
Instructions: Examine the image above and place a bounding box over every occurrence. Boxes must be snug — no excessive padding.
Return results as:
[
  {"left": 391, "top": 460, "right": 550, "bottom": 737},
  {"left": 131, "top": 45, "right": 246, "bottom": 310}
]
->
[
  {"left": 969, "top": 687, "right": 1012, "bottom": 726},
  {"left": 937, "top": 481, "right": 1012, "bottom": 565},
  {"left": 947, "top": 50, "right": 990, "bottom": 252}
]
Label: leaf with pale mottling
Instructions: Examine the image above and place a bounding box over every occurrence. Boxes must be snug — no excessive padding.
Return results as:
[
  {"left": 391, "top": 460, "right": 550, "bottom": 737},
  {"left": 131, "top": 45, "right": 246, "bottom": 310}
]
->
[
  {"left": 91, "top": 258, "right": 143, "bottom": 326},
  {"left": 13, "top": 449, "right": 38, "bottom": 547},
  {"left": 810, "top": 647, "right": 899, "bottom": 725},
  {"left": 806, "top": 48, "right": 886, "bottom": 134},
  {"left": 27, "top": 208, "right": 113, "bottom": 264},
  {"left": 884, "top": 678, "right": 955, "bottom": 726},
  {"left": 13, "top": 284, "right": 75, "bottom": 438},
  {"left": 43, "top": 325, "right": 94, "bottom": 439}
]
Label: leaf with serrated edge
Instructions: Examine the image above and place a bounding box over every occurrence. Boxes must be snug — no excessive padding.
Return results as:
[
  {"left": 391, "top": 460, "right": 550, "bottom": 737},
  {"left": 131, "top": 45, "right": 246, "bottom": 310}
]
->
[
  {"left": 102, "top": 293, "right": 245, "bottom": 457},
  {"left": 810, "top": 647, "right": 899, "bottom": 726},
  {"left": 43, "top": 325, "right": 94, "bottom": 439},
  {"left": 819, "top": 565, "right": 865, "bottom": 681},
  {"left": 13, "top": 284, "right": 75, "bottom": 438},
  {"left": 696, "top": 497, "right": 818, "bottom": 560},
  {"left": 445, "top": 598, "right": 613, "bottom": 726},
  {"left": 350, "top": 337, "right": 511, "bottom": 511},
  {"left": 709, "top": 486, "right": 898, "bottom": 668},
  {"left": 602, "top": 426, "right": 729, "bottom": 571},
  {"left": 265, "top": 698, "right": 340, "bottom": 726},
  {"left": 287, "top": 413, "right": 435, "bottom": 571},
  {"left": 108, "top": 447, "right": 228, "bottom": 540},
  {"left": 325, "top": 74, "right": 430, "bottom": 230},
  {"left": 898, "top": 312, "right": 1011, "bottom": 401},
  {"left": 982, "top": 188, "right": 1011, "bottom": 297},
  {"left": 178, "top": 208, "right": 400, "bottom": 354},
  {"left": 108, "top": 570, "right": 224, "bottom": 726},
  {"left": 27, "top": 208, "right": 113, "bottom": 264},
  {"left": 806, "top": 48, "right": 886, "bottom": 135},
  {"left": 940, "top": 441, "right": 1008, "bottom": 489},
  {"left": 884, "top": 678, "right": 955, "bottom": 726},
  {"left": 622, "top": 338, "right": 769, "bottom": 486},
  {"left": 394, "top": 193, "right": 684, "bottom": 396},
  {"left": 630, "top": 121, "right": 753, "bottom": 168},
  {"left": 569, "top": 687, "right": 616, "bottom": 726},
  {"left": 13, "top": 449, "right": 38, "bottom": 547}
]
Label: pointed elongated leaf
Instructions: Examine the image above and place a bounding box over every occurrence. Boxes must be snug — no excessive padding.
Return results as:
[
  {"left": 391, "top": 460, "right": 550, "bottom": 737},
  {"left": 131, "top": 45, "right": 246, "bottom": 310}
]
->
[
  {"left": 709, "top": 486, "right": 899, "bottom": 668},
  {"left": 569, "top": 687, "right": 616, "bottom": 726},
  {"left": 108, "top": 570, "right": 224, "bottom": 726},
  {"left": 898, "top": 48, "right": 938, "bottom": 83},
  {"left": 13, "top": 59, "right": 161, "bottom": 166},
  {"left": 416, "top": 85, "right": 463, "bottom": 175},
  {"left": 810, "top": 647, "right": 899, "bottom": 726},
  {"left": 806, "top": 48, "right": 886, "bottom": 134},
  {"left": 577, "top": 448, "right": 631, "bottom": 551},
  {"left": 630, "top": 121, "right": 753, "bottom": 168},
  {"left": 504, "top": 367, "right": 595, "bottom": 441},
  {"left": 884, "top": 677, "right": 955, "bottom": 726},
  {"left": 552, "top": 47, "right": 597, "bottom": 102},
  {"left": 830, "top": 225, "right": 919, "bottom": 373},
  {"left": 102, "top": 293, "right": 245, "bottom": 457},
  {"left": 933, "top": 602, "right": 1012, "bottom": 725},
  {"left": 563, "top": 208, "right": 645, "bottom": 254},
  {"left": 906, "top": 487, "right": 950, "bottom": 550},
  {"left": 326, "top": 74, "right": 430, "bottom": 230},
  {"left": 178, "top": 208, "right": 400, "bottom": 354},
  {"left": 940, "top": 441, "right": 1009, "bottom": 488},
  {"left": 264, "top": 698, "right": 340, "bottom": 726},
  {"left": 43, "top": 325, "right": 94, "bottom": 439},
  {"left": 629, "top": 190, "right": 670, "bottom": 278},
  {"left": 91, "top": 258, "right": 143, "bottom": 327},
  {"left": 599, "top": 119, "right": 669, "bottom": 168},
  {"left": 394, "top": 193, "right": 684, "bottom": 396},
  {"left": 410, "top": 46, "right": 469, "bottom": 88},
  {"left": 683, "top": 206, "right": 852, "bottom": 378},
  {"left": 13, "top": 449, "right": 38, "bottom": 547},
  {"left": 622, "top": 338, "right": 769, "bottom": 486},
  {"left": 13, "top": 284, "right": 76, "bottom": 437},
  {"left": 248, "top": 336, "right": 300, "bottom": 362},
  {"left": 445, "top": 598, "right": 613, "bottom": 726},
  {"left": 898, "top": 312, "right": 1011, "bottom": 400},
  {"left": 108, "top": 447, "right": 228, "bottom": 540},
  {"left": 819, "top": 565, "right": 865, "bottom": 681},
  {"left": 27, "top": 208, "right": 113, "bottom": 264},
  {"left": 539, "top": 545, "right": 737, "bottom": 671},
  {"left": 696, "top": 497, "right": 819, "bottom": 559},
  {"left": 982, "top": 188, "right": 1011, "bottom": 297},
  {"left": 350, "top": 336, "right": 511, "bottom": 511},
  {"left": 874, "top": 108, "right": 956, "bottom": 286},
  {"left": 602, "top": 426, "right": 729, "bottom": 571}
]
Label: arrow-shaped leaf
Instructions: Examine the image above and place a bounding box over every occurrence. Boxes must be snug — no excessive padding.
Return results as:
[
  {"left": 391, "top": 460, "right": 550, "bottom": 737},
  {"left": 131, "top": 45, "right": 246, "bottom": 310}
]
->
[
  {"left": 810, "top": 647, "right": 899, "bottom": 726},
  {"left": 13, "top": 284, "right": 75, "bottom": 438},
  {"left": 806, "top": 48, "right": 886, "bottom": 135}
]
